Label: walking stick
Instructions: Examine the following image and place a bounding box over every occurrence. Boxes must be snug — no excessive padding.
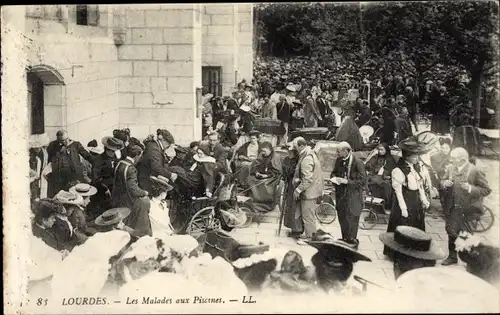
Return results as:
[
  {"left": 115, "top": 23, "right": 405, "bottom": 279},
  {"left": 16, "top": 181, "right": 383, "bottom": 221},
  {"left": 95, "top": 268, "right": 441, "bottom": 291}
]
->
[{"left": 276, "top": 176, "right": 286, "bottom": 237}]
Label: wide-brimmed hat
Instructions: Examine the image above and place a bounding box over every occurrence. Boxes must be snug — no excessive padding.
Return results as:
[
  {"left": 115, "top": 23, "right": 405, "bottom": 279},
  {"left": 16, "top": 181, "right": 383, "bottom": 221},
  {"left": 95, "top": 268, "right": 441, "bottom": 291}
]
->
[
  {"left": 286, "top": 85, "right": 296, "bottom": 92},
  {"left": 359, "top": 125, "right": 375, "bottom": 139},
  {"left": 240, "top": 104, "right": 251, "bottom": 112},
  {"left": 379, "top": 226, "right": 445, "bottom": 260},
  {"left": 69, "top": 183, "right": 98, "bottom": 197},
  {"left": 150, "top": 175, "right": 173, "bottom": 192},
  {"left": 398, "top": 131, "right": 438, "bottom": 155},
  {"left": 306, "top": 230, "right": 371, "bottom": 262},
  {"left": 29, "top": 133, "right": 50, "bottom": 149},
  {"left": 53, "top": 190, "right": 84, "bottom": 206},
  {"left": 95, "top": 208, "right": 131, "bottom": 226},
  {"left": 101, "top": 136, "right": 125, "bottom": 151}
]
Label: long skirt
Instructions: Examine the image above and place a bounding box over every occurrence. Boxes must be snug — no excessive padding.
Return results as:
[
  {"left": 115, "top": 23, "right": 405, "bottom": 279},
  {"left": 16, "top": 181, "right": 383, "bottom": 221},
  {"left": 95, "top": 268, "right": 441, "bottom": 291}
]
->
[
  {"left": 234, "top": 160, "right": 252, "bottom": 188},
  {"left": 283, "top": 181, "right": 303, "bottom": 233},
  {"left": 384, "top": 188, "right": 425, "bottom": 256},
  {"left": 122, "top": 197, "right": 152, "bottom": 237},
  {"left": 367, "top": 176, "right": 394, "bottom": 210},
  {"left": 248, "top": 175, "right": 281, "bottom": 213},
  {"left": 431, "top": 114, "right": 450, "bottom": 134}
]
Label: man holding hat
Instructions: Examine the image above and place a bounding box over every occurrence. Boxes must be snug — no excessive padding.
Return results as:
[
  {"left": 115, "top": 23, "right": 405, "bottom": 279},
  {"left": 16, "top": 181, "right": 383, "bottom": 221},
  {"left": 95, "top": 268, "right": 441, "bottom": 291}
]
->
[{"left": 112, "top": 145, "right": 152, "bottom": 237}]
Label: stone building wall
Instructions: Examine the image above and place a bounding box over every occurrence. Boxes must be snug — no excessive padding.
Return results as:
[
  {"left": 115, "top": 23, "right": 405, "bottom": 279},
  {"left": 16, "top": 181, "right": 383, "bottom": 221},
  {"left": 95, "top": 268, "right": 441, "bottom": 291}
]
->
[
  {"left": 116, "top": 4, "right": 202, "bottom": 145},
  {"left": 25, "top": 5, "right": 120, "bottom": 144},
  {"left": 19, "top": 4, "right": 253, "bottom": 146}
]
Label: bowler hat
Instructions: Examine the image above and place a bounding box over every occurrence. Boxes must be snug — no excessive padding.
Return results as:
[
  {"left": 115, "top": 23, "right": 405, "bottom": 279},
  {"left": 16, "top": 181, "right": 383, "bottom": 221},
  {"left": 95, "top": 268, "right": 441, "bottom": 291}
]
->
[
  {"left": 102, "top": 137, "right": 125, "bottom": 151},
  {"left": 379, "top": 226, "right": 445, "bottom": 260},
  {"left": 95, "top": 208, "right": 131, "bottom": 226}
]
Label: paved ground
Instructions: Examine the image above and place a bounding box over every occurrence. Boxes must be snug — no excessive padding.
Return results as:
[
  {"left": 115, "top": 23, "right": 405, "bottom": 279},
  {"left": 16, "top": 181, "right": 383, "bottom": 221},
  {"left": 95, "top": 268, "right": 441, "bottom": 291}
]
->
[{"left": 227, "top": 157, "right": 500, "bottom": 288}]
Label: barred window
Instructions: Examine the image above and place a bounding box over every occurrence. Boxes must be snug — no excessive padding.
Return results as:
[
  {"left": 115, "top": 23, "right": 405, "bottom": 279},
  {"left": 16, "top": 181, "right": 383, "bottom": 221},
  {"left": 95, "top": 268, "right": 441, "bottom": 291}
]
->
[{"left": 76, "top": 5, "right": 99, "bottom": 26}]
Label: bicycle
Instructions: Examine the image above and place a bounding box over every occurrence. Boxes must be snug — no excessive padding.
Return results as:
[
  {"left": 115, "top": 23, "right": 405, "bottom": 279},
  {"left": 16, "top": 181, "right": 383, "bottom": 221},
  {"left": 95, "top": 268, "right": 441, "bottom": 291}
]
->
[{"left": 463, "top": 205, "right": 495, "bottom": 233}]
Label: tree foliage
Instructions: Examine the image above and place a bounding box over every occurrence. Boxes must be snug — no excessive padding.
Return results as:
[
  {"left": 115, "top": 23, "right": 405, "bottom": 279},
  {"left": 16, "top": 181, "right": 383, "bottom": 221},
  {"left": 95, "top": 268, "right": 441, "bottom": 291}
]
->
[{"left": 255, "top": 1, "right": 499, "bottom": 109}]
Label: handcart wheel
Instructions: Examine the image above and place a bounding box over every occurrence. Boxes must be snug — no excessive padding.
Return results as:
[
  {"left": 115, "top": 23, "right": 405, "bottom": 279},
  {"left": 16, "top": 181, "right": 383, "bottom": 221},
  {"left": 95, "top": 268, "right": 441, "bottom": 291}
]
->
[
  {"left": 315, "top": 202, "right": 337, "bottom": 224},
  {"left": 359, "top": 208, "right": 377, "bottom": 230},
  {"left": 186, "top": 206, "right": 221, "bottom": 239},
  {"left": 469, "top": 206, "right": 495, "bottom": 233}
]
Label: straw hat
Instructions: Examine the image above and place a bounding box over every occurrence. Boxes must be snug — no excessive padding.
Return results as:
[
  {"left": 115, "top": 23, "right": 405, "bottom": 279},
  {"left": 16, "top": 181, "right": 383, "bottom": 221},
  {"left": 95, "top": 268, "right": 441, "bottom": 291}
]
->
[
  {"left": 398, "top": 131, "right": 438, "bottom": 155},
  {"left": 150, "top": 175, "right": 173, "bottom": 192},
  {"left": 95, "top": 207, "right": 131, "bottom": 226},
  {"left": 396, "top": 267, "right": 499, "bottom": 313},
  {"left": 53, "top": 190, "right": 84, "bottom": 206},
  {"left": 379, "top": 226, "right": 445, "bottom": 260},
  {"left": 69, "top": 183, "right": 97, "bottom": 197},
  {"left": 101, "top": 136, "right": 125, "bottom": 151},
  {"left": 306, "top": 230, "right": 371, "bottom": 263}
]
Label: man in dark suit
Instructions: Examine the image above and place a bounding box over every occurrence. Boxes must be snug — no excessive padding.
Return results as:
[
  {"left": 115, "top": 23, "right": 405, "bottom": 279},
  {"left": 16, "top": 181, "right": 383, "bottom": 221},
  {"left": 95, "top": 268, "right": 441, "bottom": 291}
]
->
[
  {"left": 355, "top": 100, "right": 372, "bottom": 128},
  {"left": 394, "top": 107, "right": 413, "bottom": 143},
  {"left": 91, "top": 137, "right": 124, "bottom": 213},
  {"left": 316, "top": 92, "right": 331, "bottom": 127},
  {"left": 440, "top": 147, "right": 491, "bottom": 266},
  {"left": 137, "top": 129, "right": 176, "bottom": 193},
  {"left": 46, "top": 130, "right": 93, "bottom": 197},
  {"left": 330, "top": 142, "right": 367, "bottom": 249},
  {"left": 112, "top": 145, "right": 151, "bottom": 237}
]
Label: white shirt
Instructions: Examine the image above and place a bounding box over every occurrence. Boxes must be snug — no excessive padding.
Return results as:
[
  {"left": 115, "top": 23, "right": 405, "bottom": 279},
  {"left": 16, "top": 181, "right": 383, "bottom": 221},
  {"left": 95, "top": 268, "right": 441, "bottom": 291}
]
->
[{"left": 149, "top": 198, "right": 174, "bottom": 238}]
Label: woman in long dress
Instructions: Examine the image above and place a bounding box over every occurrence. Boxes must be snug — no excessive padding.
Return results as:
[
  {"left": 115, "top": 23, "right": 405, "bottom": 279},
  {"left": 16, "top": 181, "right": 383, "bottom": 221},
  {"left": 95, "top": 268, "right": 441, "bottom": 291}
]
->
[
  {"left": 282, "top": 144, "right": 302, "bottom": 237},
  {"left": 365, "top": 143, "right": 397, "bottom": 210},
  {"left": 247, "top": 141, "right": 282, "bottom": 213},
  {"left": 383, "top": 150, "right": 431, "bottom": 257},
  {"left": 149, "top": 176, "right": 175, "bottom": 238}
]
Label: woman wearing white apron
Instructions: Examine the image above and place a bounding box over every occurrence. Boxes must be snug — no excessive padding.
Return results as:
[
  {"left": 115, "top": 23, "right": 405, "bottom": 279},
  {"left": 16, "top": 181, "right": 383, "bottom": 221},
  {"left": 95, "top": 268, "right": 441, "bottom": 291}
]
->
[{"left": 149, "top": 175, "right": 175, "bottom": 238}]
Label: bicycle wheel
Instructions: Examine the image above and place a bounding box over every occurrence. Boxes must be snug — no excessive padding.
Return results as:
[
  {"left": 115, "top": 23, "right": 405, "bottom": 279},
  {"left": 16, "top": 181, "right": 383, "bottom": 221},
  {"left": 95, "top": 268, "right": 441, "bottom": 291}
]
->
[
  {"left": 315, "top": 203, "right": 337, "bottom": 224},
  {"left": 359, "top": 208, "right": 377, "bottom": 230},
  {"left": 470, "top": 206, "right": 495, "bottom": 233},
  {"left": 186, "top": 206, "right": 221, "bottom": 239}
]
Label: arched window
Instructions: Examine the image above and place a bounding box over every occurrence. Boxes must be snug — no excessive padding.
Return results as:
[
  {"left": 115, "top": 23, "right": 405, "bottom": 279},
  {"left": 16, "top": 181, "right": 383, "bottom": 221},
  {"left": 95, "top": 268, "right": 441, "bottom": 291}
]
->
[{"left": 26, "top": 65, "right": 65, "bottom": 136}]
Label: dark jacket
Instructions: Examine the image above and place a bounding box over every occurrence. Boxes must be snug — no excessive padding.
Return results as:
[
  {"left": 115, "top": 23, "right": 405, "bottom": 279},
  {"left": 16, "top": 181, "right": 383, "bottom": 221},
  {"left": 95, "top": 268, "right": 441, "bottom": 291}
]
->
[
  {"left": 331, "top": 154, "right": 367, "bottom": 216},
  {"left": 47, "top": 140, "right": 93, "bottom": 195},
  {"left": 355, "top": 106, "right": 372, "bottom": 127},
  {"left": 137, "top": 141, "right": 171, "bottom": 193},
  {"left": 395, "top": 115, "right": 413, "bottom": 143},
  {"left": 92, "top": 152, "right": 117, "bottom": 192},
  {"left": 32, "top": 224, "right": 63, "bottom": 251},
  {"left": 112, "top": 158, "right": 148, "bottom": 208}
]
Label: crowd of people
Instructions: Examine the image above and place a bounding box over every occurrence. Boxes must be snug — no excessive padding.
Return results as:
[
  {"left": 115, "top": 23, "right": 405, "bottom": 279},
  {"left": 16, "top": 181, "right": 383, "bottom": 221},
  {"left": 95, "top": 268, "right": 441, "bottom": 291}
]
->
[{"left": 27, "top": 57, "right": 500, "bottom": 307}]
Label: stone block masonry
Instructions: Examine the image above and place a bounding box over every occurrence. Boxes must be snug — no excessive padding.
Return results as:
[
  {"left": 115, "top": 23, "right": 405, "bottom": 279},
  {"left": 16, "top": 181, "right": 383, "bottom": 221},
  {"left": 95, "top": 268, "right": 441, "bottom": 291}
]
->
[{"left": 117, "top": 5, "right": 202, "bottom": 145}]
